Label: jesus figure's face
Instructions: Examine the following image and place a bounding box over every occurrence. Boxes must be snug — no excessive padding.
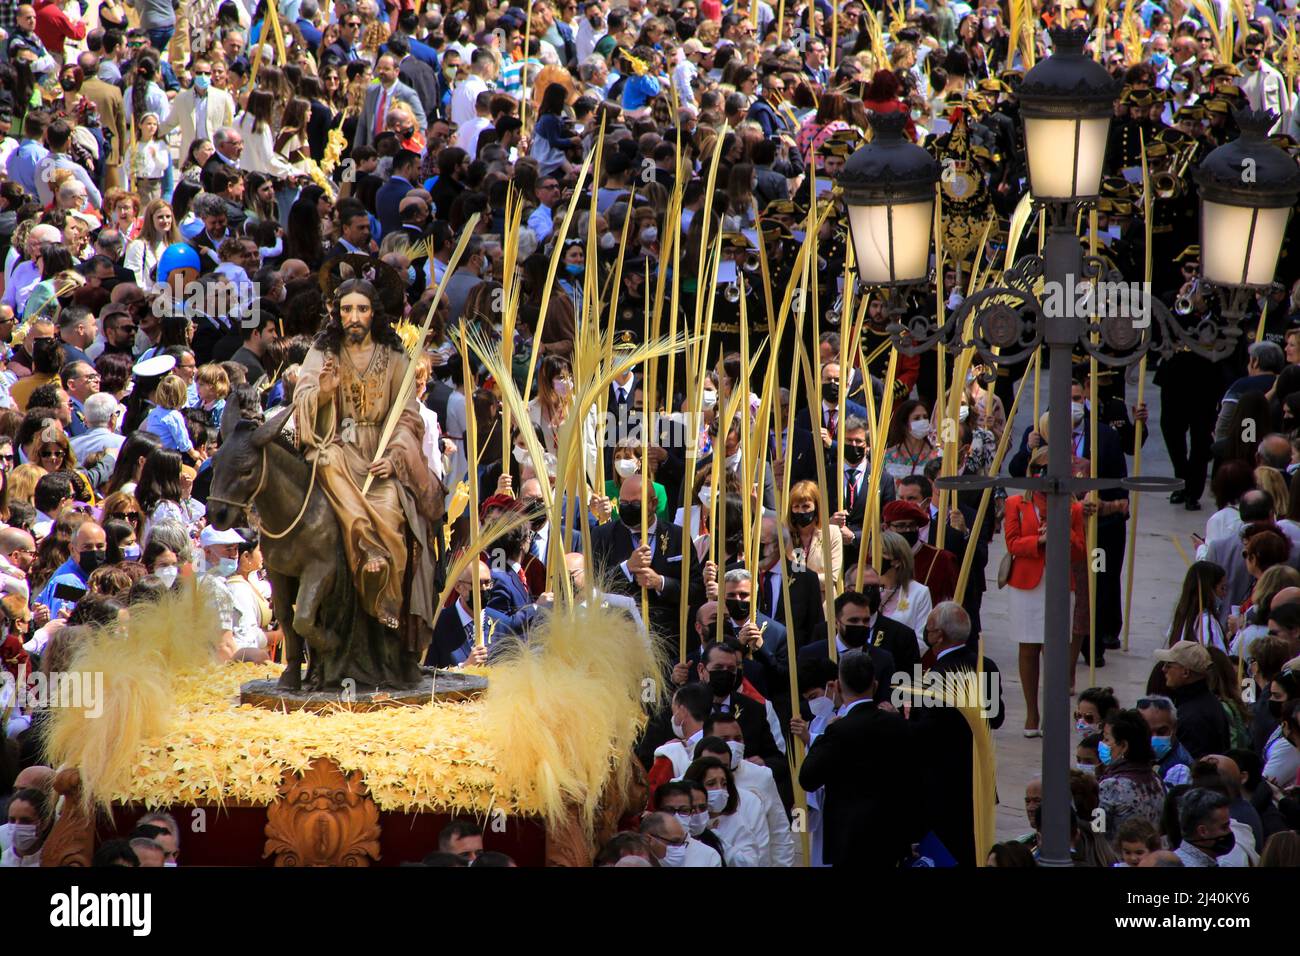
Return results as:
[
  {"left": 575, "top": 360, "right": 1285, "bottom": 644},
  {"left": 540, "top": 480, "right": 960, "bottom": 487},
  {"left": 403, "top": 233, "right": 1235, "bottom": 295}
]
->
[{"left": 339, "top": 291, "right": 373, "bottom": 345}]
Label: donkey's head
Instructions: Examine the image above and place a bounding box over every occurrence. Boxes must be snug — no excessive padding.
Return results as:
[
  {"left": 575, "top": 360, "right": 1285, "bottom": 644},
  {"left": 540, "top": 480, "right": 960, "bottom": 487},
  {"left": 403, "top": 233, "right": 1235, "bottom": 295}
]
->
[{"left": 207, "top": 403, "right": 293, "bottom": 530}]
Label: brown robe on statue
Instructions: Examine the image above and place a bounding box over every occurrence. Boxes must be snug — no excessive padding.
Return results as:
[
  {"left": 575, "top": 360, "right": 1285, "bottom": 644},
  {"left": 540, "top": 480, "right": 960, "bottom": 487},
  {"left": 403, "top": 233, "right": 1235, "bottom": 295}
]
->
[{"left": 293, "top": 344, "right": 442, "bottom": 656}]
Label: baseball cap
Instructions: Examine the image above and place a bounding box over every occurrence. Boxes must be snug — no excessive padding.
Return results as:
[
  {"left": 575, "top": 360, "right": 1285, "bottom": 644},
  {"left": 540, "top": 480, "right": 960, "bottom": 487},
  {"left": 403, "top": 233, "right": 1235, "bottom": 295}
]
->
[
  {"left": 199, "top": 526, "right": 245, "bottom": 548},
  {"left": 1153, "top": 640, "right": 1212, "bottom": 674}
]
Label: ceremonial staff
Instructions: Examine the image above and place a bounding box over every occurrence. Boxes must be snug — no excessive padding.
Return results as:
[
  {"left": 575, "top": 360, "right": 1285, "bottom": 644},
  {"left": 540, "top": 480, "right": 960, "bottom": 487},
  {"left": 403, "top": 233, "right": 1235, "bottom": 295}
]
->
[{"left": 839, "top": 27, "right": 1297, "bottom": 865}]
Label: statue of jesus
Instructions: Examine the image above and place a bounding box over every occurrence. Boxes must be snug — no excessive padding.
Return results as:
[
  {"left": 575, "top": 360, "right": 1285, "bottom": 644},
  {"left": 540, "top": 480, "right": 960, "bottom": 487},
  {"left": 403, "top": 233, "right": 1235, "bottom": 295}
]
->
[{"left": 293, "top": 279, "right": 442, "bottom": 676}]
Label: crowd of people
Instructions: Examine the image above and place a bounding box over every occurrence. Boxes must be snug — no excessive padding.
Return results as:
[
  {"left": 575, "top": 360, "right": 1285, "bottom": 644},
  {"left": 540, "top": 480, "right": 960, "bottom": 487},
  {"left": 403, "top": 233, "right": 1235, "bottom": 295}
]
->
[{"left": 0, "top": 0, "right": 1299, "bottom": 868}]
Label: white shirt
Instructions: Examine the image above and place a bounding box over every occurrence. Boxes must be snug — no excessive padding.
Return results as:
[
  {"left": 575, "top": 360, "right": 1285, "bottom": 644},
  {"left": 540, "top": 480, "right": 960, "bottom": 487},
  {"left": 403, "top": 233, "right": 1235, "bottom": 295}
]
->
[
  {"left": 732, "top": 758, "right": 794, "bottom": 867},
  {"left": 419, "top": 405, "right": 445, "bottom": 481},
  {"left": 450, "top": 74, "right": 490, "bottom": 128},
  {"left": 709, "top": 786, "right": 768, "bottom": 867},
  {"left": 683, "top": 836, "right": 722, "bottom": 866},
  {"left": 882, "top": 579, "right": 933, "bottom": 652}
]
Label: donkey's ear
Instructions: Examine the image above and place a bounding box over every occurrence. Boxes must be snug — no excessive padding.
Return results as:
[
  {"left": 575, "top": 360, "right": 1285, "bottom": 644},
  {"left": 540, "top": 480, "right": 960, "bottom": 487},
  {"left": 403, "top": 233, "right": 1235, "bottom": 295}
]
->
[
  {"left": 219, "top": 397, "right": 241, "bottom": 444},
  {"left": 251, "top": 405, "right": 294, "bottom": 448}
]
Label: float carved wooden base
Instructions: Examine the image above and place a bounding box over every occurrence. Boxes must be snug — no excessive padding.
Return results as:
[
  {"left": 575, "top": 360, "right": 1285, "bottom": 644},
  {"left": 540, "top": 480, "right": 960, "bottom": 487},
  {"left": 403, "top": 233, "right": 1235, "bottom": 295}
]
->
[{"left": 263, "top": 757, "right": 381, "bottom": 866}]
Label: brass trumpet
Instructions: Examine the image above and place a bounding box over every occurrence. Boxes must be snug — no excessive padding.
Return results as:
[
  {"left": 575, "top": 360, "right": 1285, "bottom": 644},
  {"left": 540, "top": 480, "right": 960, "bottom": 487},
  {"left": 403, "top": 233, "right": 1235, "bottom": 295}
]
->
[{"left": 1153, "top": 140, "right": 1198, "bottom": 200}]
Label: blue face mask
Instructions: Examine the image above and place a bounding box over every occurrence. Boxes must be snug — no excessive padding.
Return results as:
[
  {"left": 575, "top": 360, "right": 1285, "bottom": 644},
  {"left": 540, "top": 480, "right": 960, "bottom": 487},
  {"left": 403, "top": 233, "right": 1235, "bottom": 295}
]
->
[
  {"left": 1151, "top": 736, "right": 1172, "bottom": 759},
  {"left": 1150, "top": 52, "right": 1168, "bottom": 69},
  {"left": 213, "top": 556, "right": 238, "bottom": 577},
  {"left": 1098, "top": 741, "right": 1115, "bottom": 765},
  {"left": 193, "top": 74, "right": 211, "bottom": 92},
  {"left": 564, "top": 262, "right": 584, "bottom": 277}
]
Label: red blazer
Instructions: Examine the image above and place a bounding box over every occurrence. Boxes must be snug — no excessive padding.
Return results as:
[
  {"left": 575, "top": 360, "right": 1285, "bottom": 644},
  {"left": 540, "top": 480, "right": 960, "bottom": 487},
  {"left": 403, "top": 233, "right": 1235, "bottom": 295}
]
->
[{"left": 1003, "top": 494, "right": 1086, "bottom": 591}]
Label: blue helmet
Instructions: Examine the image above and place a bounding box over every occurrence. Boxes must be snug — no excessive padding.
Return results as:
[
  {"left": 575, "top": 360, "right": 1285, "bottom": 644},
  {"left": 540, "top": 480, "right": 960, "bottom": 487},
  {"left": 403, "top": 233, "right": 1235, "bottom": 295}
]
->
[{"left": 157, "top": 243, "right": 201, "bottom": 285}]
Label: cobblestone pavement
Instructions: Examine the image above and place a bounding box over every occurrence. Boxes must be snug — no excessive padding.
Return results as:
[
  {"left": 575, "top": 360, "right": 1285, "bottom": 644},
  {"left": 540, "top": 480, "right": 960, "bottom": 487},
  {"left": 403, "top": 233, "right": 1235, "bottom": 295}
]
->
[{"left": 980, "top": 363, "right": 1201, "bottom": 843}]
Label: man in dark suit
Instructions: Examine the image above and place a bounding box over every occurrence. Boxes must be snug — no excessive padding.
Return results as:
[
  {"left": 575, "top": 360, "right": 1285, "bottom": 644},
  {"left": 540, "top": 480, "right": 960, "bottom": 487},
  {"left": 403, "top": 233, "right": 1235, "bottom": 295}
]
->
[
  {"left": 909, "top": 601, "right": 1005, "bottom": 867},
  {"left": 797, "top": 588, "right": 908, "bottom": 688},
  {"left": 387, "top": 33, "right": 439, "bottom": 120},
  {"left": 904, "top": 471, "right": 989, "bottom": 637},
  {"left": 714, "top": 567, "right": 789, "bottom": 704},
  {"left": 424, "top": 558, "right": 511, "bottom": 668},
  {"left": 828, "top": 414, "right": 896, "bottom": 568},
  {"left": 485, "top": 523, "right": 553, "bottom": 633},
  {"left": 752, "top": 514, "right": 826, "bottom": 648},
  {"left": 793, "top": 360, "right": 870, "bottom": 452},
  {"left": 589, "top": 474, "right": 699, "bottom": 649},
  {"left": 376, "top": 149, "right": 421, "bottom": 238},
  {"left": 799, "top": 649, "right": 918, "bottom": 866}
]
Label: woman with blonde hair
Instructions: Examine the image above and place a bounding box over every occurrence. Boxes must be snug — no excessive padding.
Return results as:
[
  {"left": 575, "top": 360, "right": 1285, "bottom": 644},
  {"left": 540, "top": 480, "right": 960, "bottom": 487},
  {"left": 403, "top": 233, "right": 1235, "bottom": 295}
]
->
[
  {"left": 788, "top": 479, "right": 841, "bottom": 593},
  {"left": 1256, "top": 465, "right": 1289, "bottom": 517},
  {"left": 124, "top": 199, "right": 181, "bottom": 288},
  {"left": 7, "top": 463, "right": 44, "bottom": 506},
  {"left": 877, "top": 529, "right": 933, "bottom": 642}
]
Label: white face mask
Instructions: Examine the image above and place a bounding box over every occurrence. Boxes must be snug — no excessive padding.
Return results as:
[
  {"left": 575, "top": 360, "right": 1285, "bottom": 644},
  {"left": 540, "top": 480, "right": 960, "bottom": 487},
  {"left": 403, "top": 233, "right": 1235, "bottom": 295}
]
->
[
  {"left": 670, "top": 713, "right": 685, "bottom": 738},
  {"left": 909, "top": 419, "right": 930, "bottom": 439},
  {"left": 958, "top": 405, "right": 970, "bottom": 423},
  {"left": 599, "top": 232, "right": 617, "bottom": 250},
  {"left": 553, "top": 378, "right": 571, "bottom": 397},
  {"left": 726, "top": 740, "right": 745, "bottom": 770},
  {"left": 809, "top": 695, "right": 835, "bottom": 720},
  {"left": 1071, "top": 401, "right": 1085, "bottom": 426},
  {"left": 698, "top": 485, "right": 712, "bottom": 507},
  {"left": 1075, "top": 762, "right": 1097, "bottom": 777},
  {"left": 701, "top": 388, "right": 718, "bottom": 410},
  {"left": 707, "top": 788, "right": 729, "bottom": 813},
  {"left": 725, "top": 451, "right": 742, "bottom": 472},
  {"left": 4, "top": 821, "right": 39, "bottom": 853},
  {"left": 614, "top": 457, "right": 639, "bottom": 478},
  {"left": 687, "top": 810, "right": 709, "bottom": 836},
  {"left": 661, "top": 842, "right": 688, "bottom": 867},
  {"left": 513, "top": 445, "right": 529, "bottom": 464},
  {"left": 155, "top": 565, "right": 179, "bottom": 587}
]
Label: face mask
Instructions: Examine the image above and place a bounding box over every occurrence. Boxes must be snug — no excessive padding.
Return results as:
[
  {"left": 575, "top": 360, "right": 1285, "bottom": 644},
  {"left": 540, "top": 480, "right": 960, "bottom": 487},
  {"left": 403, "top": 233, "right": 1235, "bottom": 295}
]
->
[
  {"left": 1268, "top": 699, "right": 1283, "bottom": 718},
  {"left": 8, "top": 822, "right": 39, "bottom": 853},
  {"left": 726, "top": 598, "right": 750, "bottom": 622},
  {"left": 706, "top": 788, "right": 729, "bottom": 813},
  {"left": 599, "top": 232, "right": 617, "bottom": 251},
  {"left": 707, "top": 669, "right": 737, "bottom": 698},
  {"left": 1150, "top": 52, "right": 1168, "bottom": 69},
  {"left": 619, "top": 500, "right": 643, "bottom": 529},
  {"left": 725, "top": 451, "right": 742, "bottom": 472},
  {"left": 809, "top": 695, "right": 835, "bottom": 720},
  {"left": 909, "top": 419, "right": 929, "bottom": 439},
  {"left": 640, "top": 226, "right": 658, "bottom": 245},
  {"left": 564, "top": 262, "right": 584, "bottom": 278},
  {"left": 60, "top": 77, "right": 77, "bottom": 91},
  {"left": 78, "top": 549, "right": 106, "bottom": 575},
  {"left": 791, "top": 510, "right": 816, "bottom": 528},
  {"left": 1098, "top": 741, "right": 1117, "bottom": 765},
  {"left": 1171, "top": 80, "right": 1188, "bottom": 96},
  {"left": 1075, "top": 718, "right": 1095, "bottom": 734},
  {"left": 843, "top": 444, "right": 866, "bottom": 464},
  {"left": 513, "top": 445, "right": 529, "bottom": 464},
  {"left": 156, "top": 565, "right": 179, "bottom": 587},
  {"left": 840, "top": 623, "right": 871, "bottom": 648},
  {"left": 726, "top": 740, "right": 745, "bottom": 770},
  {"left": 958, "top": 405, "right": 970, "bottom": 423},
  {"left": 1075, "top": 762, "right": 1097, "bottom": 777},
  {"left": 1151, "top": 736, "right": 1172, "bottom": 759},
  {"left": 1071, "top": 402, "right": 1085, "bottom": 425},
  {"left": 687, "top": 810, "right": 709, "bottom": 836},
  {"left": 212, "top": 556, "right": 238, "bottom": 577},
  {"left": 1194, "top": 831, "right": 1237, "bottom": 857},
  {"left": 123, "top": 543, "right": 142, "bottom": 560},
  {"left": 614, "top": 457, "right": 639, "bottom": 478},
  {"left": 899, "top": 529, "right": 919, "bottom": 548},
  {"left": 701, "top": 388, "right": 718, "bottom": 409},
  {"left": 698, "top": 485, "right": 712, "bottom": 508},
  {"left": 670, "top": 713, "right": 685, "bottom": 738},
  {"left": 552, "top": 378, "right": 571, "bottom": 397},
  {"left": 822, "top": 383, "right": 839, "bottom": 405},
  {"left": 194, "top": 74, "right": 211, "bottom": 92},
  {"left": 661, "top": 842, "right": 688, "bottom": 867}
]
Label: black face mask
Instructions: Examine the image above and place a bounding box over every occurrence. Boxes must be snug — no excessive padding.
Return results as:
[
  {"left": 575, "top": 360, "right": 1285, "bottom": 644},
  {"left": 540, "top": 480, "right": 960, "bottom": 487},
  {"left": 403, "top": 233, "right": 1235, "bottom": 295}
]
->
[
  {"left": 726, "top": 598, "right": 750, "bottom": 621},
  {"left": 843, "top": 444, "right": 866, "bottom": 464},
  {"left": 840, "top": 623, "right": 871, "bottom": 648},
  {"left": 708, "top": 669, "right": 738, "bottom": 697},
  {"left": 60, "top": 78, "right": 78, "bottom": 92},
  {"left": 1192, "top": 831, "right": 1236, "bottom": 858},
  {"left": 619, "top": 500, "right": 642, "bottom": 528},
  {"left": 791, "top": 510, "right": 816, "bottom": 527},
  {"left": 822, "top": 383, "right": 839, "bottom": 405},
  {"left": 879, "top": 558, "right": 894, "bottom": 576},
  {"left": 899, "top": 529, "right": 920, "bottom": 547},
  {"left": 78, "top": 549, "right": 106, "bottom": 574},
  {"left": 1268, "top": 699, "right": 1284, "bottom": 719}
]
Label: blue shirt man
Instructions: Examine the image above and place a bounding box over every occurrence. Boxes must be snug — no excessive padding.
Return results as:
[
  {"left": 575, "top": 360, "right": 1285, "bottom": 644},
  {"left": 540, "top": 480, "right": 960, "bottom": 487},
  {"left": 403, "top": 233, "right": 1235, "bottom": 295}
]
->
[{"left": 36, "top": 522, "right": 107, "bottom": 618}]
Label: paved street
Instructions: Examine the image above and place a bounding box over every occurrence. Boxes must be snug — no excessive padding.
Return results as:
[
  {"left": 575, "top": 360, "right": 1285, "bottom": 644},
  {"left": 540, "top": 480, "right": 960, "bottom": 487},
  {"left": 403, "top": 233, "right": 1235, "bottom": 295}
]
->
[{"left": 980, "top": 362, "right": 1202, "bottom": 843}]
